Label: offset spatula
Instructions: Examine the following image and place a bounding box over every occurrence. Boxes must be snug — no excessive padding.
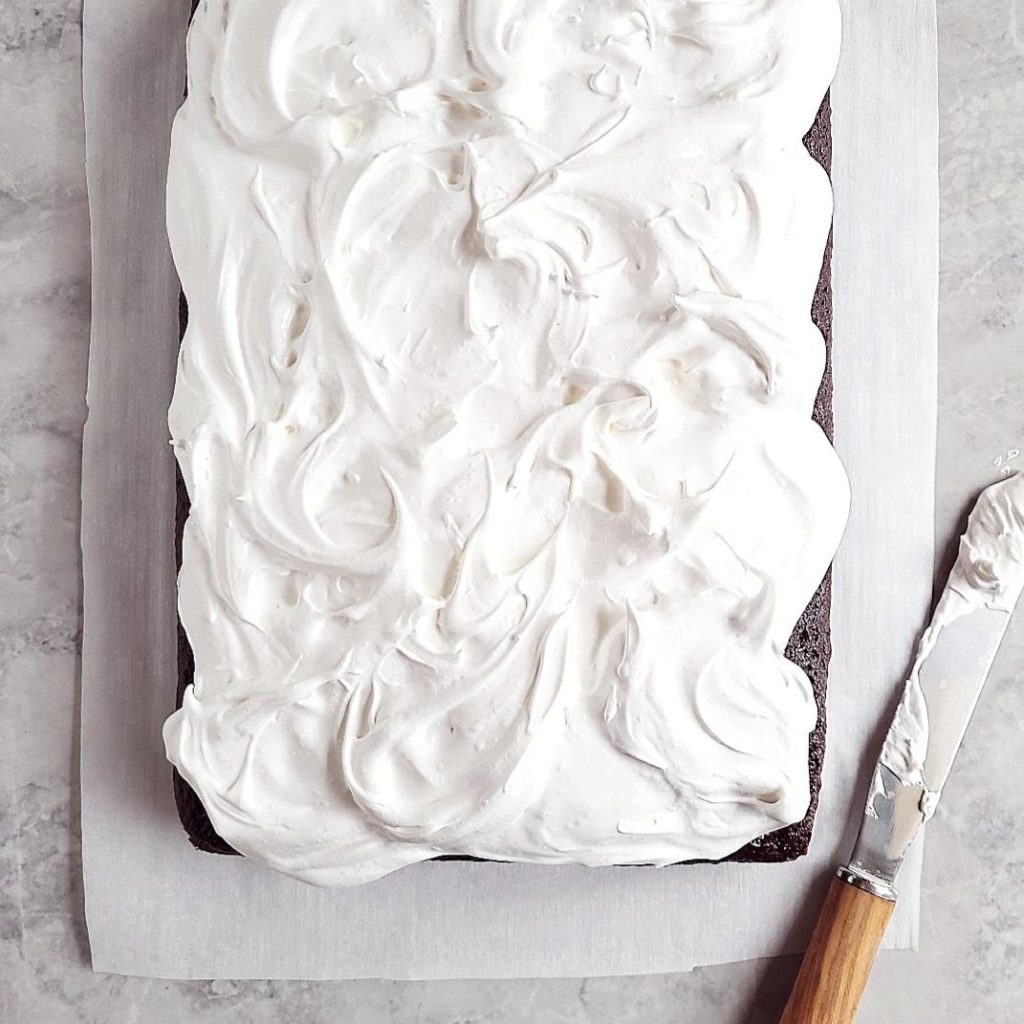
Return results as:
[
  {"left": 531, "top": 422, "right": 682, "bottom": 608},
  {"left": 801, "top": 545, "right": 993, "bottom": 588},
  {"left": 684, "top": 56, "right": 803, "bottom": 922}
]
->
[{"left": 780, "top": 474, "right": 1024, "bottom": 1024}]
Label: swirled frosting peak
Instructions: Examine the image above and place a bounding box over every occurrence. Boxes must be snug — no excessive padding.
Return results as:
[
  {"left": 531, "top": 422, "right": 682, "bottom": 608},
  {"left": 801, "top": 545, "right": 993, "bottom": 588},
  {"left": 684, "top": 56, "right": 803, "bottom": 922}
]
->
[{"left": 164, "top": 0, "right": 849, "bottom": 886}]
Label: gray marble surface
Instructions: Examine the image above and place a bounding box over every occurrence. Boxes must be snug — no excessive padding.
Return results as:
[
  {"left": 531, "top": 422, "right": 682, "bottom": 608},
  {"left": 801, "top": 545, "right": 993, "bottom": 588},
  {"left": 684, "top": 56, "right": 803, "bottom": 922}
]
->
[{"left": 1, "top": 0, "right": 1021, "bottom": 1020}]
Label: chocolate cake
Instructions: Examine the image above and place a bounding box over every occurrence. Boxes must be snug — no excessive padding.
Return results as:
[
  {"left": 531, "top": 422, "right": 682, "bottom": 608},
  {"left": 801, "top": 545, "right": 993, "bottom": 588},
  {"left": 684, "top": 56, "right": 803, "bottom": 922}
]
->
[
  {"left": 166, "top": 0, "right": 847, "bottom": 885},
  {"left": 170, "top": 93, "right": 837, "bottom": 867}
]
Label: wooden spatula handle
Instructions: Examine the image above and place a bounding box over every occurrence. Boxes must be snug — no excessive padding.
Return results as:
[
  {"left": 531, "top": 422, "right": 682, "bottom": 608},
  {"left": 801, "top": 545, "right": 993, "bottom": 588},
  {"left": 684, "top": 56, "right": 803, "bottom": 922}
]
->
[{"left": 779, "top": 875, "right": 895, "bottom": 1024}]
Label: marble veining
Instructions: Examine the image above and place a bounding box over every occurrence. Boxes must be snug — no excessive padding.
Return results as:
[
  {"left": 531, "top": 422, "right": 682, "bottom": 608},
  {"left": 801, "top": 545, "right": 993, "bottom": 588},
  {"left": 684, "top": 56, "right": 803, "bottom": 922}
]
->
[{"left": 1, "top": 0, "right": 1022, "bottom": 1020}]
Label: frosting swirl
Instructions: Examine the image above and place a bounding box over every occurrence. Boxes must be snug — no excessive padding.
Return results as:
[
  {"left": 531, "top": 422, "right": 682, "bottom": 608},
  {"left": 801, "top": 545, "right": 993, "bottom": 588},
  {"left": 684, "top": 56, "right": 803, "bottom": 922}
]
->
[{"left": 164, "top": 0, "right": 848, "bottom": 886}]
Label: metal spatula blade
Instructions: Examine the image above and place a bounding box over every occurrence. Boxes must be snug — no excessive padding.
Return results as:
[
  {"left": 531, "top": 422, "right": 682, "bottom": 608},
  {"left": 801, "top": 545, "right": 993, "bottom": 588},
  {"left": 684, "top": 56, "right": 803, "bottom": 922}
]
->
[{"left": 843, "top": 602, "right": 1013, "bottom": 901}]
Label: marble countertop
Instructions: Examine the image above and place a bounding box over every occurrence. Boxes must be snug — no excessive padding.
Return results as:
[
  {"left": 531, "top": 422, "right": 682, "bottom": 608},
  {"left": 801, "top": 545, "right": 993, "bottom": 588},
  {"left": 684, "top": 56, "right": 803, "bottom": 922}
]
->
[{"left": 2, "top": 1, "right": 1022, "bottom": 1020}]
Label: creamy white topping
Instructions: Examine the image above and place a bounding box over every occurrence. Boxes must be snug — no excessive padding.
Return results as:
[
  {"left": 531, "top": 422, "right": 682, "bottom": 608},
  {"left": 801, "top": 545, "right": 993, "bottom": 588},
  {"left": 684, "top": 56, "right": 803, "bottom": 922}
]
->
[
  {"left": 164, "top": 0, "right": 848, "bottom": 886},
  {"left": 940, "top": 471, "right": 1024, "bottom": 618}
]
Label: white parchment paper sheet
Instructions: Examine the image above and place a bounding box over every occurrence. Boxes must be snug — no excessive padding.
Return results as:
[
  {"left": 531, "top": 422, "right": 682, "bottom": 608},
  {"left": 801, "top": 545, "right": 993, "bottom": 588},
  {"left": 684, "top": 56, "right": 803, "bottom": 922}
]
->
[{"left": 80, "top": 0, "right": 938, "bottom": 979}]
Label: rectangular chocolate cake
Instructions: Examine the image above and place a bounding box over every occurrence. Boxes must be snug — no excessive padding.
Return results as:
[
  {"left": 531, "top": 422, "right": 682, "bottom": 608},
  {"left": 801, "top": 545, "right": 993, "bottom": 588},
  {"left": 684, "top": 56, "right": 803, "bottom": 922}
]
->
[{"left": 166, "top": 0, "right": 848, "bottom": 885}]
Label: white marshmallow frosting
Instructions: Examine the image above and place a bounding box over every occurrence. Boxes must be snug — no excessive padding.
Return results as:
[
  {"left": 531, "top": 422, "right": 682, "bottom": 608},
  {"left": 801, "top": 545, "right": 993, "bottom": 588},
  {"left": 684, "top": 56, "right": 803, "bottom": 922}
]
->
[{"left": 164, "top": 0, "right": 850, "bottom": 886}]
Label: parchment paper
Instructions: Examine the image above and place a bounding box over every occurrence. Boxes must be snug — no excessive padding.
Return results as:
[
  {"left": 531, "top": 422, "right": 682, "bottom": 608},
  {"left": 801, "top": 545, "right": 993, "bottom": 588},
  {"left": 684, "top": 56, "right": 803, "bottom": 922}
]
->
[{"left": 80, "top": 0, "right": 938, "bottom": 979}]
